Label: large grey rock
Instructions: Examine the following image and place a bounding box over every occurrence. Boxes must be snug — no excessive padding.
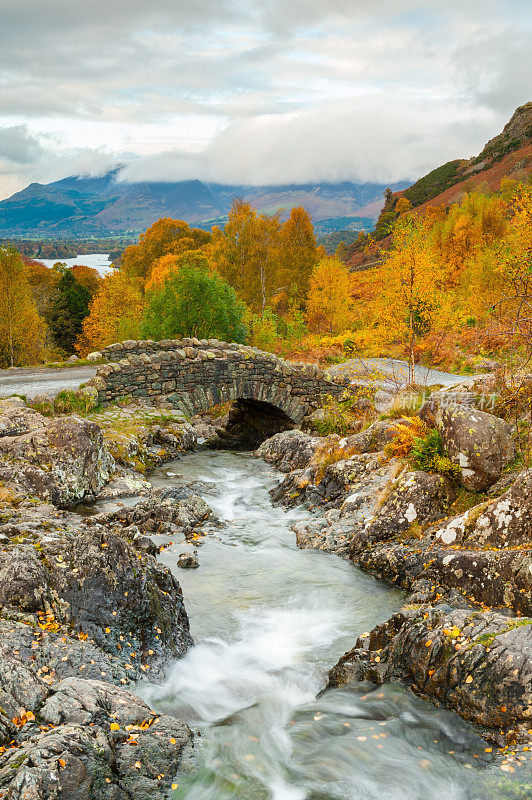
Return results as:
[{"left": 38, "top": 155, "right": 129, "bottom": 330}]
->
[
  {"left": 0, "top": 689, "right": 192, "bottom": 800},
  {"left": 0, "top": 413, "right": 114, "bottom": 505},
  {"left": 433, "top": 468, "right": 532, "bottom": 550},
  {"left": 0, "top": 529, "right": 192, "bottom": 666},
  {"left": 257, "top": 429, "right": 323, "bottom": 472},
  {"left": 357, "top": 470, "right": 457, "bottom": 551},
  {"left": 329, "top": 606, "right": 532, "bottom": 739},
  {"left": 434, "top": 404, "right": 515, "bottom": 491}
]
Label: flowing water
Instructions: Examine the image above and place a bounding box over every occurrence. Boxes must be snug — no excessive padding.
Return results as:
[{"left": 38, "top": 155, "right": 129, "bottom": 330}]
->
[{"left": 139, "top": 450, "right": 504, "bottom": 800}]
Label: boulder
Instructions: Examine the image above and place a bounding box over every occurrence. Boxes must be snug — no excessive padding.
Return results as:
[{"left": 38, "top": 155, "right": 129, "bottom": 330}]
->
[
  {"left": 433, "top": 468, "right": 532, "bottom": 550},
  {"left": 97, "top": 489, "right": 212, "bottom": 537},
  {"left": 329, "top": 606, "right": 532, "bottom": 738},
  {"left": 434, "top": 404, "right": 515, "bottom": 490},
  {"left": 86, "top": 351, "right": 103, "bottom": 362},
  {"left": 0, "top": 413, "right": 114, "bottom": 505},
  {"left": 257, "top": 429, "right": 323, "bottom": 472},
  {"left": 358, "top": 470, "right": 457, "bottom": 550},
  {"left": 177, "top": 550, "right": 199, "bottom": 569},
  {"left": 0, "top": 677, "right": 193, "bottom": 800},
  {"left": 0, "top": 528, "right": 192, "bottom": 665}
]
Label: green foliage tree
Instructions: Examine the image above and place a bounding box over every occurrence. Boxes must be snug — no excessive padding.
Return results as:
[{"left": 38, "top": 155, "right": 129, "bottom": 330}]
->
[
  {"left": 0, "top": 247, "right": 48, "bottom": 367},
  {"left": 141, "top": 264, "right": 246, "bottom": 342},
  {"left": 50, "top": 269, "right": 91, "bottom": 353}
]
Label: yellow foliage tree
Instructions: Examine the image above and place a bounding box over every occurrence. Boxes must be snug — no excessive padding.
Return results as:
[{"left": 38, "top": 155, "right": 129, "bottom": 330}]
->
[
  {"left": 376, "top": 219, "right": 447, "bottom": 382},
  {"left": 0, "top": 248, "right": 48, "bottom": 367},
  {"left": 77, "top": 271, "right": 144, "bottom": 354},
  {"left": 277, "top": 206, "right": 318, "bottom": 306},
  {"left": 306, "top": 257, "right": 353, "bottom": 334},
  {"left": 431, "top": 191, "right": 507, "bottom": 285},
  {"left": 488, "top": 184, "right": 532, "bottom": 357},
  {"left": 213, "top": 200, "right": 281, "bottom": 312}
]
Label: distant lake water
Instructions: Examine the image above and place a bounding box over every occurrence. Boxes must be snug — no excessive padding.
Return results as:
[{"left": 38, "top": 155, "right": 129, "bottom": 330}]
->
[{"left": 38, "top": 253, "right": 115, "bottom": 276}]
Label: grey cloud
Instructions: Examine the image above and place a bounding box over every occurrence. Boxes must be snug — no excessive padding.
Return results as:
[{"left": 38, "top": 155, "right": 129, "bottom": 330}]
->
[
  {"left": 0, "top": 0, "right": 528, "bottom": 198},
  {"left": 453, "top": 28, "right": 532, "bottom": 114},
  {"left": 0, "top": 125, "right": 43, "bottom": 164}
]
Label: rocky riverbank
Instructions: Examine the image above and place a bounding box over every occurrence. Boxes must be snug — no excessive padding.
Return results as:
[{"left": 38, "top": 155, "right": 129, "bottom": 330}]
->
[
  {"left": 257, "top": 391, "right": 532, "bottom": 772},
  {"left": 2, "top": 376, "right": 532, "bottom": 792},
  {"left": 0, "top": 397, "right": 208, "bottom": 799}
]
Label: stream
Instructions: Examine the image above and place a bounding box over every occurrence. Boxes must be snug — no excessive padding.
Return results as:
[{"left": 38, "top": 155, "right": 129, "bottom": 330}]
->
[{"left": 138, "top": 450, "right": 500, "bottom": 800}]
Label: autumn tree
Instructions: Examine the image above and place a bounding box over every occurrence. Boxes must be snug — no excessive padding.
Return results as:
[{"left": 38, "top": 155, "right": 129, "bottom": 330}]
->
[
  {"left": 121, "top": 218, "right": 211, "bottom": 283},
  {"left": 214, "top": 200, "right": 281, "bottom": 312},
  {"left": 0, "top": 248, "right": 48, "bottom": 367},
  {"left": 277, "top": 207, "right": 318, "bottom": 306},
  {"left": 145, "top": 250, "right": 211, "bottom": 293},
  {"left": 77, "top": 271, "right": 144, "bottom": 354},
  {"left": 142, "top": 264, "right": 246, "bottom": 342},
  {"left": 335, "top": 241, "right": 348, "bottom": 263},
  {"left": 431, "top": 191, "right": 507, "bottom": 285},
  {"left": 70, "top": 265, "right": 101, "bottom": 297},
  {"left": 376, "top": 218, "right": 446, "bottom": 382},
  {"left": 26, "top": 258, "right": 59, "bottom": 323},
  {"left": 306, "top": 257, "right": 353, "bottom": 334},
  {"left": 487, "top": 185, "right": 532, "bottom": 357}
]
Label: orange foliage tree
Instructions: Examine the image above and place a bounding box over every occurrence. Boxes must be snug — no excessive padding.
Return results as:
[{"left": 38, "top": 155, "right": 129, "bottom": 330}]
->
[
  {"left": 70, "top": 264, "right": 102, "bottom": 296},
  {"left": 121, "top": 218, "right": 211, "bottom": 283},
  {"left": 145, "top": 250, "right": 212, "bottom": 293},
  {"left": 77, "top": 271, "right": 144, "bottom": 354}
]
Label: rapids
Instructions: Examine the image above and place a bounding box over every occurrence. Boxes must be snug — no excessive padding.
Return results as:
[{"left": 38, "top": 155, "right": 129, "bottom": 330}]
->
[{"left": 140, "top": 450, "right": 501, "bottom": 800}]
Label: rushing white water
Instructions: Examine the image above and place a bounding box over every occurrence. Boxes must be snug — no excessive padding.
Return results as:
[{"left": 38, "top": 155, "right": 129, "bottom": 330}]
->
[{"left": 140, "top": 451, "right": 500, "bottom": 800}]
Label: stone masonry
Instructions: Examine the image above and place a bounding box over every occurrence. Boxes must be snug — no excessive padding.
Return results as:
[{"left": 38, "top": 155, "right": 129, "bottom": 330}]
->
[{"left": 87, "top": 339, "right": 352, "bottom": 423}]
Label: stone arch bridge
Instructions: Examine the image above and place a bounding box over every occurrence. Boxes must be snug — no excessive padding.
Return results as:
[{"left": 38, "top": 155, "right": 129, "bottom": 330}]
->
[{"left": 88, "top": 339, "right": 352, "bottom": 437}]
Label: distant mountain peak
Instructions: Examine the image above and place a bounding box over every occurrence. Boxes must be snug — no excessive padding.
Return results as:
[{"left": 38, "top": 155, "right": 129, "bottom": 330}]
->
[{"left": 0, "top": 175, "right": 407, "bottom": 238}]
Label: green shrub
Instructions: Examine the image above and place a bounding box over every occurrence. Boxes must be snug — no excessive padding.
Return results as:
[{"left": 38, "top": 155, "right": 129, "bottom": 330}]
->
[
  {"left": 32, "top": 390, "right": 100, "bottom": 416},
  {"left": 411, "top": 428, "right": 461, "bottom": 480},
  {"left": 312, "top": 396, "right": 361, "bottom": 436}
]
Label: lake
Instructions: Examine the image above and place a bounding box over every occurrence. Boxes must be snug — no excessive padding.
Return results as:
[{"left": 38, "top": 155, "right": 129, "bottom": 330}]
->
[{"left": 38, "top": 252, "right": 115, "bottom": 276}]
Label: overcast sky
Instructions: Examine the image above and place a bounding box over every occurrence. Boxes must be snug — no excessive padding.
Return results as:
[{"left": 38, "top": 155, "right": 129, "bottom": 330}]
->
[{"left": 0, "top": 0, "right": 530, "bottom": 199}]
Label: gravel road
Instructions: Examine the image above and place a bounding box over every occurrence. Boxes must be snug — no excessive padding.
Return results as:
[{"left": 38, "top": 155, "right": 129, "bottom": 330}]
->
[
  {"left": 0, "top": 366, "right": 97, "bottom": 399},
  {"left": 328, "top": 357, "right": 478, "bottom": 388}
]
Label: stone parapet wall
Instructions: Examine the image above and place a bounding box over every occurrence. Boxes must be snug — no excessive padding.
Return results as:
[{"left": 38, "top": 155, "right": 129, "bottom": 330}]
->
[
  {"left": 101, "top": 337, "right": 234, "bottom": 362},
  {"left": 91, "top": 339, "right": 352, "bottom": 422}
]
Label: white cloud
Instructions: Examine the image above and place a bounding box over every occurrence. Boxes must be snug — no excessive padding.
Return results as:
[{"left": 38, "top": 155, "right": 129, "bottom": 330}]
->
[{"left": 119, "top": 95, "right": 501, "bottom": 185}]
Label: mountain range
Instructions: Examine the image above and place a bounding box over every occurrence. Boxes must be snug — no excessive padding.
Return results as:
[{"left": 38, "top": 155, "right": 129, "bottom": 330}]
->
[{"left": 0, "top": 173, "right": 408, "bottom": 238}]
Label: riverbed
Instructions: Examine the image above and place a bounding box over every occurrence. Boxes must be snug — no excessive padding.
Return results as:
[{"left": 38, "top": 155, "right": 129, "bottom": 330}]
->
[{"left": 136, "top": 450, "right": 498, "bottom": 800}]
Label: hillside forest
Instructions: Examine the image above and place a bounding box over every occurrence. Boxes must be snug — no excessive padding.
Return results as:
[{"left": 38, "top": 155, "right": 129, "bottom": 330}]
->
[{"left": 0, "top": 179, "right": 531, "bottom": 376}]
